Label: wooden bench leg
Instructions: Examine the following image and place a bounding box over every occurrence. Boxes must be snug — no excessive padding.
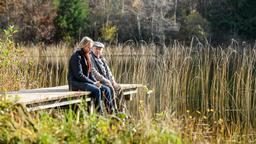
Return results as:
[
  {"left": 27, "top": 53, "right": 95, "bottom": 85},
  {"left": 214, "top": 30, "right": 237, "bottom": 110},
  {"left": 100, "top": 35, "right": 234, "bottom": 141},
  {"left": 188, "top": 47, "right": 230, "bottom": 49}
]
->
[
  {"left": 87, "top": 100, "right": 94, "bottom": 115},
  {"left": 76, "top": 109, "right": 80, "bottom": 123}
]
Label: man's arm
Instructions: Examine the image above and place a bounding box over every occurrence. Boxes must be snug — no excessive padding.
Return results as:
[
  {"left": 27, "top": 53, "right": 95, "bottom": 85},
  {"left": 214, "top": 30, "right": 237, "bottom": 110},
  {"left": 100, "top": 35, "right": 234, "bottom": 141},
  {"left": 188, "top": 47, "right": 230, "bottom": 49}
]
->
[
  {"left": 102, "top": 58, "right": 119, "bottom": 88},
  {"left": 91, "top": 67, "right": 109, "bottom": 84},
  {"left": 102, "top": 58, "right": 115, "bottom": 82},
  {"left": 90, "top": 54, "right": 109, "bottom": 84}
]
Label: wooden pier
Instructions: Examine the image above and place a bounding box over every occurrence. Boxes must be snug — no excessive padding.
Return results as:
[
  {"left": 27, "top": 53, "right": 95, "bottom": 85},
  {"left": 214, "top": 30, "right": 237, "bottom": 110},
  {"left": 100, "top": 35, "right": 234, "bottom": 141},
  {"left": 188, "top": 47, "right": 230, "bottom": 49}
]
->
[{"left": 3, "top": 84, "right": 144, "bottom": 112}]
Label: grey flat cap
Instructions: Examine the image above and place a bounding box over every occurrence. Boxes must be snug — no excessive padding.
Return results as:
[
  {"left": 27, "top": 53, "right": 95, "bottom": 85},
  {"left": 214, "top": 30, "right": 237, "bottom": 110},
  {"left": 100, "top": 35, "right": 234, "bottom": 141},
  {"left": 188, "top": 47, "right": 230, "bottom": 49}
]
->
[{"left": 93, "top": 41, "right": 105, "bottom": 48}]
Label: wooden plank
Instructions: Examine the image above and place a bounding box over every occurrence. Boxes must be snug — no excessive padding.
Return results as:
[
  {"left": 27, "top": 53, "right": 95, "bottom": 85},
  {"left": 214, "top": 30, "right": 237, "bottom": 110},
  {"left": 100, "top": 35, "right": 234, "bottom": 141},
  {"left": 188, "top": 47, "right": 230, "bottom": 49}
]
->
[
  {"left": 123, "top": 89, "right": 138, "bottom": 96},
  {"left": 3, "top": 84, "right": 143, "bottom": 105},
  {"left": 120, "top": 84, "right": 144, "bottom": 101},
  {"left": 25, "top": 97, "right": 92, "bottom": 111},
  {"left": 27, "top": 99, "right": 82, "bottom": 111},
  {"left": 4, "top": 85, "right": 90, "bottom": 105},
  {"left": 2, "top": 84, "right": 144, "bottom": 112},
  {"left": 119, "top": 84, "right": 144, "bottom": 89}
]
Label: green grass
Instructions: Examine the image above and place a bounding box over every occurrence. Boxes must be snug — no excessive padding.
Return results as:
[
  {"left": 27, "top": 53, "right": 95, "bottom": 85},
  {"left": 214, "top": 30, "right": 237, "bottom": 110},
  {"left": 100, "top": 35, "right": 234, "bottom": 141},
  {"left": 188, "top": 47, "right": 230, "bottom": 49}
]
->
[{"left": 0, "top": 101, "right": 182, "bottom": 143}]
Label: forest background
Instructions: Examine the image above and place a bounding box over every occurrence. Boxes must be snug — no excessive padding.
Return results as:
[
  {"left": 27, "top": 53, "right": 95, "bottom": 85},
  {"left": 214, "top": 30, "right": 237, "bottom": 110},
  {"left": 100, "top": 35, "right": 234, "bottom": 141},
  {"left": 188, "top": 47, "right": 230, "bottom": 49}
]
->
[
  {"left": 1, "top": 0, "right": 256, "bottom": 143},
  {"left": 1, "top": 0, "right": 256, "bottom": 46}
]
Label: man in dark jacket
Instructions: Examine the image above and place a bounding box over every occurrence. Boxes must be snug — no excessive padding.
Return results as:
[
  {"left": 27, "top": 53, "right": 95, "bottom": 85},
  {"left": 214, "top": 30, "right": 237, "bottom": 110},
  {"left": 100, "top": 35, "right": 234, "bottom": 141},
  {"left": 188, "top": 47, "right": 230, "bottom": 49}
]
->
[{"left": 68, "top": 37, "right": 115, "bottom": 115}]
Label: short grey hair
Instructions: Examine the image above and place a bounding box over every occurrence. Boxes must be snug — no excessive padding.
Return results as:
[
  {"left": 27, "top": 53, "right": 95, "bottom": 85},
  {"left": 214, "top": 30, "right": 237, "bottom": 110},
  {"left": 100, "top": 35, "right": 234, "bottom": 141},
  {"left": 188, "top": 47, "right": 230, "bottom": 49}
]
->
[{"left": 78, "top": 36, "right": 93, "bottom": 48}]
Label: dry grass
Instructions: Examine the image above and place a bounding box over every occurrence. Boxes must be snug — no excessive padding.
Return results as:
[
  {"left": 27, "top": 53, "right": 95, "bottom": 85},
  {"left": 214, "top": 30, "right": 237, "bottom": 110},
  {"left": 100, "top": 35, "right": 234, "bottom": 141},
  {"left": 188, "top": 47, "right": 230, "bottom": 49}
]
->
[{"left": 1, "top": 40, "right": 256, "bottom": 143}]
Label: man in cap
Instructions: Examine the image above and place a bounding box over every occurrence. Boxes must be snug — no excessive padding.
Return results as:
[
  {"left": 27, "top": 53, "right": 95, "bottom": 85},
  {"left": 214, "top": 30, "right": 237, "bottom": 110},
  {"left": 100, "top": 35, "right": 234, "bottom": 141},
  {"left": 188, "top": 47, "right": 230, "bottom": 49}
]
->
[{"left": 90, "top": 42, "right": 124, "bottom": 112}]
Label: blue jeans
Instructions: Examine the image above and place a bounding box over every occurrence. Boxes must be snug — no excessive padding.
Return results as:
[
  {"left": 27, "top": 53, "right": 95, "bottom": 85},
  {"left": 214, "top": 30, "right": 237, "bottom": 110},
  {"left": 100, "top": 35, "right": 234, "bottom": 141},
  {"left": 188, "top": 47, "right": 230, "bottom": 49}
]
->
[{"left": 69, "top": 81, "right": 114, "bottom": 114}]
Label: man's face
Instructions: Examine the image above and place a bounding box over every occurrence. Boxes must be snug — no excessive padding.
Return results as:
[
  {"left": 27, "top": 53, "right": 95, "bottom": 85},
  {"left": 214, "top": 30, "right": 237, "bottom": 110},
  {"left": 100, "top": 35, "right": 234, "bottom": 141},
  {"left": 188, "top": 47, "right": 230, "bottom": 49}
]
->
[{"left": 93, "top": 47, "right": 103, "bottom": 58}]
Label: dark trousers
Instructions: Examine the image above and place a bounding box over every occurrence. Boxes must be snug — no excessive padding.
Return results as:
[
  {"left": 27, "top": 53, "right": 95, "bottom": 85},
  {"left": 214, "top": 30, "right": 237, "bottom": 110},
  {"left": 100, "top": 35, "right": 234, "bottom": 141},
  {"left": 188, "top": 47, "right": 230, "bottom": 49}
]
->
[{"left": 69, "top": 81, "right": 114, "bottom": 114}]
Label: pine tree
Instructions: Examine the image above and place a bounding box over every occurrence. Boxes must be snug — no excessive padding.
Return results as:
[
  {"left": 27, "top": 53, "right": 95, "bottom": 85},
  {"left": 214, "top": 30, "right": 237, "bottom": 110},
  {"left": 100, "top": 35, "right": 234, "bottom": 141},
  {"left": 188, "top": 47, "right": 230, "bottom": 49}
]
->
[{"left": 54, "top": 0, "right": 89, "bottom": 42}]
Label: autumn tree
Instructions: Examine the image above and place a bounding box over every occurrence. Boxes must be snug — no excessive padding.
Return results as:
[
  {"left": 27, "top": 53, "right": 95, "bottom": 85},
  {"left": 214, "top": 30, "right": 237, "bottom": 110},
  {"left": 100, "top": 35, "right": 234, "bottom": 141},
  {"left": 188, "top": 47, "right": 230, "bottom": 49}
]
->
[{"left": 0, "top": 0, "right": 57, "bottom": 43}]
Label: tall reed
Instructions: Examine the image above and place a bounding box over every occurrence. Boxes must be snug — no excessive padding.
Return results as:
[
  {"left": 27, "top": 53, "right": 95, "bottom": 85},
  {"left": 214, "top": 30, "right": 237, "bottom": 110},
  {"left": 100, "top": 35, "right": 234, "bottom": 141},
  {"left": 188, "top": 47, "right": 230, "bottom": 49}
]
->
[
  {"left": 23, "top": 41, "right": 256, "bottom": 124},
  {"left": 11, "top": 41, "right": 256, "bottom": 142}
]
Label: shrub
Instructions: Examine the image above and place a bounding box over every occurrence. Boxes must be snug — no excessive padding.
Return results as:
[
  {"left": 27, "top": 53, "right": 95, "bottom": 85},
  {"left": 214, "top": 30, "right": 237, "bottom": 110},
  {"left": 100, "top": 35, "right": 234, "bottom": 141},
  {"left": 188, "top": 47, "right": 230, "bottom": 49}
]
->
[
  {"left": 100, "top": 24, "right": 118, "bottom": 42},
  {"left": 181, "top": 10, "right": 209, "bottom": 42},
  {"left": 0, "top": 26, "right": 37, "bottom": 91},
  {"left": 0, "top": 26, "right": 24, "bottom": 91}
]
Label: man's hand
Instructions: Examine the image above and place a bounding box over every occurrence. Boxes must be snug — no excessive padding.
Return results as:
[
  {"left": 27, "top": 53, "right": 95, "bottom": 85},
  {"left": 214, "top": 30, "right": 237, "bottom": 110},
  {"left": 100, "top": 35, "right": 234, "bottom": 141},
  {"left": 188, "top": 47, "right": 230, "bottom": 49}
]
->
[
  {"left": 94, "top": 81, "right": 102, "bottom": 88},
  {"left": 105, "top": 80, "right": 112, "bottom": 87},
  {"left": 112, "top": 80, "right": 120, "bottom": 89}
]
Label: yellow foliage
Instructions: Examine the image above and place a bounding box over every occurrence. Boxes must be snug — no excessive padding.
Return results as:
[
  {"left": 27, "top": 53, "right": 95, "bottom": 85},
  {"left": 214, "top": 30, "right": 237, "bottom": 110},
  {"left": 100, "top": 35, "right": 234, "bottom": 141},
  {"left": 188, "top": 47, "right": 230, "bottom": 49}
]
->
[{"left": 100, "top": 25, "right": 118, "bottom": 42}]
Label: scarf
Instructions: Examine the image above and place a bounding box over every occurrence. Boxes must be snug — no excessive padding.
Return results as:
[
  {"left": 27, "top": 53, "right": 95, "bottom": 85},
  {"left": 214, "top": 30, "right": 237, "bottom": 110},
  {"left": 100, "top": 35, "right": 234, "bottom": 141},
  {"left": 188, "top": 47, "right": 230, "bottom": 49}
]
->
[{"left": 85, "top": 53, "right": 92, "bottom": 73}]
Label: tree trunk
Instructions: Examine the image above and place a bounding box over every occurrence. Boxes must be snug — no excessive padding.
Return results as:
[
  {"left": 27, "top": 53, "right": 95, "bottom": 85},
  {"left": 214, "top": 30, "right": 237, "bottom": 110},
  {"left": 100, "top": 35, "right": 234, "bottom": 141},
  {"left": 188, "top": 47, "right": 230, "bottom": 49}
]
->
[
  {"left": 121, "top": 0, "right": 124, "bottom": 14},
  {"left": 137, "top": 14, "right": 141, "bottom": 40},
  {"left": 151, "top": 0, "right": 156, "bottom": 42},
  {"left": 5, "top": 0, "right": 9, "bottom": 25},
  {"left": 174, "top": 0, "right": 177, "bottom": 23}
]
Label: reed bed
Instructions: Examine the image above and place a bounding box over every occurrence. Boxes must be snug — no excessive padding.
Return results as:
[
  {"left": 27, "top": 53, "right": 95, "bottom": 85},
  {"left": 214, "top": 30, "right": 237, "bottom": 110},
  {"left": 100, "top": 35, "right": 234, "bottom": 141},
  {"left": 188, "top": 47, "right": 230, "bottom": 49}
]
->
[{"left": 1, "top": 40, "right": 256, "bottom": 143}]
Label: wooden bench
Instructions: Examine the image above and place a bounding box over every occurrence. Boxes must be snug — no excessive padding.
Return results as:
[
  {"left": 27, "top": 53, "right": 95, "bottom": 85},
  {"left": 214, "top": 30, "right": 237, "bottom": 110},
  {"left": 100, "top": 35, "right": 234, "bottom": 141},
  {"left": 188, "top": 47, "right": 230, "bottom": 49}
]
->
[{"left": 2, "top": 84, "right": 144, "bottom": 112}]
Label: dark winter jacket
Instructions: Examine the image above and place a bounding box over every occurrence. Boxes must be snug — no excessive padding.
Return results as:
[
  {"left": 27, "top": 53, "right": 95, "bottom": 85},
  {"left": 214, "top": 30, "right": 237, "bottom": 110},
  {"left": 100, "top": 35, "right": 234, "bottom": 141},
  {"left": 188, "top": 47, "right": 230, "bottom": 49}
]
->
[{"left": 68, "top": 48, "right": 96, "bottom": 89}]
